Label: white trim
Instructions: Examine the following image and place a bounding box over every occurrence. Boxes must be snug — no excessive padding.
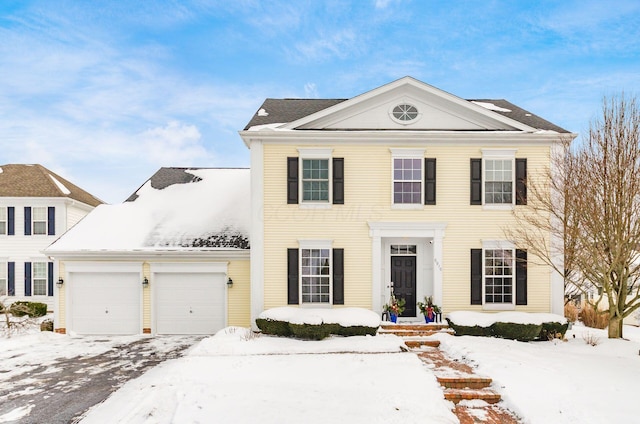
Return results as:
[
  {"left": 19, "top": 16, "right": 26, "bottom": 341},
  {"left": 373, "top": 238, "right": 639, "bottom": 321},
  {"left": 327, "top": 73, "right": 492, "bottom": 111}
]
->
[
  {"left": 298, "top": 242, "right": 333, "bottom": 305},
  {"left": 482, "top": 155, "right": 516, "bottom": 207},
  {"left": 298, "top": 239, "right": 333, "bottom": 249},
  {"left": 388, "top": 102, "right": 423, "bottom": 126},
  {"left": 391, "top": 149, "right": 425, "bottom": 206},
  {"left": 64, "top": 261, "right": 143, "bottom": 273},
  {"left": 481, "top": 148, "right": 518, "bottom": 158},
  {"left": 250, "top": 139, "right": 265, "bottom": 329},
  {"left": 297, "top": 148, "right": 333, "bottom": 158},
  {"left": 150, "top": 262, "right": 228, "bottom": 274},
  {"left": 482, "top": 240, "right": 515, "bottom": 250},
  {"left": 481, "top": 246, "right": 516, "bottom": 310},
  {"left": 389, "top": 148, "right": 425, "bottom": 157}
]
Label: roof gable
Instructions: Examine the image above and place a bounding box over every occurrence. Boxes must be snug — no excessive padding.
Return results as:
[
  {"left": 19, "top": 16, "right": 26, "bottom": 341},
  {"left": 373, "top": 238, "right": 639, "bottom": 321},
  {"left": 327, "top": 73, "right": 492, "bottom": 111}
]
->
[
  {"left": 243, "top": 76, "right": 569, "bottom": 134},
  {"left": 0, "top": 164, "right": 103, "bottom": 207}
]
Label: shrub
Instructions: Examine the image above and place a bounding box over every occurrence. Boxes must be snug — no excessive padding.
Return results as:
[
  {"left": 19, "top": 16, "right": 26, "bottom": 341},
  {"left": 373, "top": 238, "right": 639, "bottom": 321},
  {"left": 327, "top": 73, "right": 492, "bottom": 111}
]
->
[
  {"left": 10, "top": 302, "right": 48, "bottom": 318},
  {"left": 40, "top": 319, "right": 54, "bottom": 332},
  {"left": 492, "top": 322, "right": 542, "bottom": 342},
  {"left": 289, "top": 323, "right": 332, "bottom": 340},
  {"left": 255, "top": 318, "right": 292, "bottom": 337},
  {"left": 579, "top": 304, "right": 609, "bottom": 329},
  {"left": 564, "top": 302, "right": 579, "bottom": 323},
  {"left": 445, "top": 319, "right": 493, "bottom": 337},
  {"left": 539, "top": 322, "right": 569, "bottom": 340},
  {"left": 333, "top": 325, "right": 378, "bottom": 337}
]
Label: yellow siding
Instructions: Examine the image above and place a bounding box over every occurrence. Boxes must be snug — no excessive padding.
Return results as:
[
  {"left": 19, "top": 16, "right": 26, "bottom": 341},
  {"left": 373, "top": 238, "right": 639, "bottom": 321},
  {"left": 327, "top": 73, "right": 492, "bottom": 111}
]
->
[
  {"left": 227, "top": 259, "right": 251, "bottom": 327},
  {"left": 263, "top": 143, "right": 553, "bottom": 313}
]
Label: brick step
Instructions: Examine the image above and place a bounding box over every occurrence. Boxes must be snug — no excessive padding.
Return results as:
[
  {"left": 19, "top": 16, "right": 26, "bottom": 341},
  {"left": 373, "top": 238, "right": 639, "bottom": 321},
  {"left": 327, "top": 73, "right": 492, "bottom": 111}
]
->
[
  {"left": 436, "top": 376, "right": 493, "bottom": 390},
  {"left": 454, "top": 404, "right": 520, "bottom": 424},
  {"left": 443, "top": 388, "right": 501, "bottom": 404},
  {"left": 404, "top": 339, "right": 441, "bottom": 348},
  {"left": 378, "top": 328, "right": 455, "bottom": 337},
  {"left": 380, "top": 323, "right": 449, "bottom": 331}
]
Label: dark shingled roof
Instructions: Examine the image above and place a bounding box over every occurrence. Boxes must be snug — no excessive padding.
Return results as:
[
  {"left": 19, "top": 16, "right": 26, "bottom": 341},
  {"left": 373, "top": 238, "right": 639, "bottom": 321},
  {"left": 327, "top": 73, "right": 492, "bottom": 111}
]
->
[
  {"left": 0, "top": 164, "right": 103, "bottom": 207},
  {"left": 126, "top": 167, "right": 203, "bottom": 202},
  {"left": 244, "top": 98, "right": 570, "bottom": 133}
]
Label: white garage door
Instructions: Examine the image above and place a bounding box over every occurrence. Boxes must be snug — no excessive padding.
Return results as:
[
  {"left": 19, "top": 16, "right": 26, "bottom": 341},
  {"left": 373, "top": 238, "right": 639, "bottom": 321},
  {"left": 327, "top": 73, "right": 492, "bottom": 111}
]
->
[
  {"left": 70, "top": 272, "right": 140, "bottom": 335},
  {"left": 155, "top": 272, "right": 225, "bottom": 335}
]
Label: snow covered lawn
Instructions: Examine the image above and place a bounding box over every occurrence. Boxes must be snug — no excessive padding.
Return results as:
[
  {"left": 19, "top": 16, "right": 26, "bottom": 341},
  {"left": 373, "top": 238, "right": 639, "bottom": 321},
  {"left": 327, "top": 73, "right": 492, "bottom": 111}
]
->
[
  {"left": 435, "top": 323, "right": 640, "bottom": 423},
  {"left": 80, "top": 328, "right": 459, "bottom": 424}
]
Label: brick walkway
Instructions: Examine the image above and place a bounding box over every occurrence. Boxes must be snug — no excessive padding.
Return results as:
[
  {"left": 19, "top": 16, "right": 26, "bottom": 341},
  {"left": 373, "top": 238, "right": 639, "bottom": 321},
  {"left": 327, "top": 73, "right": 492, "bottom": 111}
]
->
[{"left": 379, "top": 324, "right": 521, "bottom": 424}]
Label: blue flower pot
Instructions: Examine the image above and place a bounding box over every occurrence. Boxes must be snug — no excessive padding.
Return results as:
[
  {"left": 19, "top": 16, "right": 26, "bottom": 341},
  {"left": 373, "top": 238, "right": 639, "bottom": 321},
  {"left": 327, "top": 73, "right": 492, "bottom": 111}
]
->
[{"left": 390, "top": 313, "right": 398, "bottom": 323}]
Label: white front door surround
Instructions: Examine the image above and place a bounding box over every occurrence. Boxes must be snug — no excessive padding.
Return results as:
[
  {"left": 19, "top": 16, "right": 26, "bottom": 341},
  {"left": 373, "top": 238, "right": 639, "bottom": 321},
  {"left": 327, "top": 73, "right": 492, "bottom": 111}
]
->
[{"left": 369, "top": 222, "right": 446, "bottom": 316}]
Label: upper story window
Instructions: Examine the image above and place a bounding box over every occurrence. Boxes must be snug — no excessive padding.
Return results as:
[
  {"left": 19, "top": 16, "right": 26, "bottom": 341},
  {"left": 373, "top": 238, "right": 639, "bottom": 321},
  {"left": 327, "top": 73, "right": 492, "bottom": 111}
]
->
[
  {"left": 391, "top": 149, "right": 425, "bottom": 207},
  {"left": 470, "top": 150, "right": 526, "bottom": 208},
  {"left": 288, "top": 149, "right": 344, "bottom": 207},
  {"left": 485, "top": 159, "right": 513, "bottom": 204},
  {"left": 0, "top": 208, "right": 6, "bottom": 235},
  {"left": 302, "top": 159, "right": 329, "bottom": 202},
  {"left": 32, "top": 207, "right": 48, "bottom": 235}
]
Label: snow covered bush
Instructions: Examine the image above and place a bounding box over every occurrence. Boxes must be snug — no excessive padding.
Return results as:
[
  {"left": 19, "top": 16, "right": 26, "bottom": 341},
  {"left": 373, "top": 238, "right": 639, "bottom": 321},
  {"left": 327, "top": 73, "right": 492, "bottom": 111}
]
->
[
  {"left": 256, "top": 307, "right": 380, "bottom": 340},
  {"left": 446, "top": 311, "right": 568, "bottom": 342}
]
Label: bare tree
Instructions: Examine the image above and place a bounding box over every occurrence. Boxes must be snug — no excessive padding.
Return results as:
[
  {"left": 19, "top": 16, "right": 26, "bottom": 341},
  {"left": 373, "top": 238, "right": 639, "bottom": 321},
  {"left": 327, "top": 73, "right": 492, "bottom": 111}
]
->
[{"left": 508, "top": 95, "right": 640, "bottom": 338}]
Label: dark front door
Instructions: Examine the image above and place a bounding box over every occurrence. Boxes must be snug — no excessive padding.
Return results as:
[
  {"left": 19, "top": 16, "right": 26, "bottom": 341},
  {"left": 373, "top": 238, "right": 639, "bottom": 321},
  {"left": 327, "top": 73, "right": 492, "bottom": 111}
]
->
[{"left": 391, "top": 256, "right": 417, "bottom": 317}]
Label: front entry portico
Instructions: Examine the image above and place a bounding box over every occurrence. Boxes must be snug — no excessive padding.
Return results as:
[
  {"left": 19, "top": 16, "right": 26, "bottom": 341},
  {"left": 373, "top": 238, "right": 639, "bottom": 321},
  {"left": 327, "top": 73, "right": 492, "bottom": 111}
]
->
[{"left": 369, "top": 222, "right": 447, "bottom": 319}]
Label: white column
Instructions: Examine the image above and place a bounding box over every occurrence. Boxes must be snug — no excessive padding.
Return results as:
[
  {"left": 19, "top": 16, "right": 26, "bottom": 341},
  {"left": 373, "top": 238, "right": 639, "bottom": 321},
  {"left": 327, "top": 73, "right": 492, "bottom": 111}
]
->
[
  {"left": 432, "top": 231, "right": 444, "bottom": 309},
  {"left": 250, "top": 140, "right": 264, "bottom": 329},
  {"left": 371, "top": 235, "right": 383, "bottom": 312}
]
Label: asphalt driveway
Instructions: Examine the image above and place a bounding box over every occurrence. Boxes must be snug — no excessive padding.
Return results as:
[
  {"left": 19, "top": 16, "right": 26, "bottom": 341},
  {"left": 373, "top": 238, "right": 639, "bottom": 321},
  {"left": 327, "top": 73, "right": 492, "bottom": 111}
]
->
[{"left": 0, "top": 336, "right": 200, "bottom": 424}]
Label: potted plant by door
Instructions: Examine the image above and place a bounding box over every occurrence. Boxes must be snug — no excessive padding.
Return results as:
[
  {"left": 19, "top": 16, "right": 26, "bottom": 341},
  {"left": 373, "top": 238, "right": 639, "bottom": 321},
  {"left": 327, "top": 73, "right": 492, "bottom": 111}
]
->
[
  {"left": 417, "top": 296, "right": 441, "bottom": 323},
  {"left": 383, "top": 296, "right": 406, "bottom": 323}
]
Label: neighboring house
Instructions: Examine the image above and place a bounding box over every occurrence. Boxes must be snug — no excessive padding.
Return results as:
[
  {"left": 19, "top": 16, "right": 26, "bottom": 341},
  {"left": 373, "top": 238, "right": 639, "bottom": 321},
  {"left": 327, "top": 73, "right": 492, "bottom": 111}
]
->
[
  {"left": 44, "top": 168, "right": 250, "bottom": 335},
  {"left": 0, "top": 164, "right": 102, "bottom": 311},
  {"left": 239, "top": 76, "right": 576, "bottom": 326}
]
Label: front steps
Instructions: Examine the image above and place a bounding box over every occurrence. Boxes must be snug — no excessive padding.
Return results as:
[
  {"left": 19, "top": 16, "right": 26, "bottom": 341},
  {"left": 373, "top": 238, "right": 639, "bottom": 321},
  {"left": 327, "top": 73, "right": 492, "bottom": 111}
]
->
[{"left": 380, "top": 323, "right": 521, "bottom": 423}]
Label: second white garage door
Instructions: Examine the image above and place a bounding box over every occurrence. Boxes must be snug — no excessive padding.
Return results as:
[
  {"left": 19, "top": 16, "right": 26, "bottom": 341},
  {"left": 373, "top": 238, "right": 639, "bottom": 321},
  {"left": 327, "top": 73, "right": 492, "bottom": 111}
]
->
[{"left": 155, "top": 272, "right": 226, "bottom": 335}]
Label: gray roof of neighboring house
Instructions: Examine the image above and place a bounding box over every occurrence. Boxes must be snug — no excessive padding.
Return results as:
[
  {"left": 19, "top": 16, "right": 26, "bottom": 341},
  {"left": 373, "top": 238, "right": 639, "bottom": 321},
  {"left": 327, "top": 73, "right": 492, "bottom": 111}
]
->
[
  {"left": 243, "top": 98, "right": 570, "bottom": 133},
  {"left": 0, "top": 164, "right": 103, "bottom": 207},
  {"left": 125, "top": 167, "right": 204, "bottom": 202}
]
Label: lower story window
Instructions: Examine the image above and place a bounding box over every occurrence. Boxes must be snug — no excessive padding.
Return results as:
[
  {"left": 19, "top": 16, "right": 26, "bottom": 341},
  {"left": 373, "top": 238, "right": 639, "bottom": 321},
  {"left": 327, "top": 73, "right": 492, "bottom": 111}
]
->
[
  {"left": 301, "top": 248, "right": 331, "bottom": 303},
  {"left": 33, "top": 262, "right": 47, "bottom": 296},
  {"left": 484, "top": 249, "right": 513, "bottom": 304}
]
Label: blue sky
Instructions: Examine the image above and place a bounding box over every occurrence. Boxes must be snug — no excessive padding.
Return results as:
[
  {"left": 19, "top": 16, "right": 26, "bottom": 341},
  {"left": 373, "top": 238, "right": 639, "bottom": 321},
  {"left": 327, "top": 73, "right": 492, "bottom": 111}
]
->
[{"left": 2, "top": 0, "right": 640, "bottom": 203}]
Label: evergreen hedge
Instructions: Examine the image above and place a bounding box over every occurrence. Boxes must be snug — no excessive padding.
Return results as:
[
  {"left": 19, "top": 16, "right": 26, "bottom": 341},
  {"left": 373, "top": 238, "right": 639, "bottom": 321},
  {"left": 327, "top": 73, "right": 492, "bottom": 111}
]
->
[
  {"left": 256, "top": 318, "right": 378, "bottom": 340},
  {"left": 446, "top": 317, "right": 569, "bottom": 341}
]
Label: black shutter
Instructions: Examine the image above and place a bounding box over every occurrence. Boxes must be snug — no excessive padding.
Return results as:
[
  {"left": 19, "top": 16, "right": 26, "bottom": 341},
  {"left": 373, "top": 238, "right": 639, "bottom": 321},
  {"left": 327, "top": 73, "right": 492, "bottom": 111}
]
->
[
  {"left": 287, "top": 248, "right": 299, "bottom": 304},
  {"left": 287, "top": 157, "right": 299, "bottom": 204},
  {"left": 424, "top": 158, "right": 436, "bottom": 205},
  {"left": 47, "top": 207, "right": 55, "bottom": 235},
  {"left": 333, "top": 248, "right": 344, "bottom": 305},
  {"left": 515, "top": 249, "right": 528, "bottom": 305},
  {"left": 333, "top": 158, "right": 344, "bottom": 205},
  {"left": 7, "top": 262, "right": 15, "bottom": 296},
  {"left": 516, "top": 159, "right": 527, "bottom": 205},
  {"left": 24, "top": 207, "right": 31, "bottom": 236},
  {"left": 7, "top": 207, "right": 14, "bottom": 235},
  {"left": 471, "top": 249, "right": 482, "bottom": 305},
  {"left": 470, "top": 159, "right": 482, "bottom": 205},
  {"left": 48, "top": 262, "right": 54, "bottom": 296},
  {"left": 24, "top": 262, "right": 32, "bottom": 297}
]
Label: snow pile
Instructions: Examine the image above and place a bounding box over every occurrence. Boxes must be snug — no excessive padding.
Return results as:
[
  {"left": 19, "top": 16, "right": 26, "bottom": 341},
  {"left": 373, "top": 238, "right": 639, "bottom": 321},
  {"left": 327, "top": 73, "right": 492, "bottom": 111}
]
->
[
  {"left": 447, "top": 311, "right": 567, "bottom": 327},
  {"left": 259, "top": 307, "right": 381, "bottom": 327},
  {"left": 46, "top": 168, "right": 250, "bottom": 251},
  {"left": 49, "top": 174, "right": 71, "bottom": 194},
  {"left": 471, "top": 101, "right": 512, "bottom": 112}
]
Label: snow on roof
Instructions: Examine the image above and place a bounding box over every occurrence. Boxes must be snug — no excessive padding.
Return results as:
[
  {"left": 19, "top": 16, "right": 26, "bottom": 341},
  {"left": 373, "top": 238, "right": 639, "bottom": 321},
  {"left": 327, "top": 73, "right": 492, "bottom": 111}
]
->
[
  {"left": 47, "top": 168, "right": 250, "bottom": 252},
  {"left": 49, "top": 174, "right": 71, "bottom": 195},
  {"left": 471, "top": 101, "right": 512, "bottom": 113}
]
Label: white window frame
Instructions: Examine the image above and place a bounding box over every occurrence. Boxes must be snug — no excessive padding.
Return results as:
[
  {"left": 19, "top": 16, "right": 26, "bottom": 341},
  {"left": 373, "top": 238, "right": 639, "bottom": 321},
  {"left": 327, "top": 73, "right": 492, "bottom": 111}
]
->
[
  {"left": 298, "top": 239, "right": 333, "bottom": 306},
  {"left": 32, "top": 207, "right": 48, "bottom": 235},
  {"left": 297, "top": 148, "right": 333, "bottom": 209},
  {"left": 482, "top": 149, "right": 517, "bottom": 210},
  {"left": 482, "top": 240, "right": 515, "bottom": 310},
  {"left": 391, "top": 148, "right": 425, "bottom": 209},
  {"left": 0, "top": 262, "right": 7, "bottom": 297},
  {"left": 32, "top": 261, "right": 48, "bottom": 296},
  {"left": 0, "top": 207, "right": 6, "bottom": 235}
]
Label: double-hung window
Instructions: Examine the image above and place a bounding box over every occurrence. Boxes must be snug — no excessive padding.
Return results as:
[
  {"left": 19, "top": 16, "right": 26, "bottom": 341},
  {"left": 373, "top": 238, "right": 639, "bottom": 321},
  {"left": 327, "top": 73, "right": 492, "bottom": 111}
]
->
[
  {"left": 32, "top": 207, "right": 47, "bottom": 235},
  {"left": 0, "top": 263, "right": 6, "bottom": 296},
  {"left": 301, "top": 248, "right": 331, "bottom": 304},
  {"left": 32, "top": 262, "right": 47, "bottom": 296},
  {"left": 484, "top": 248, "right": 514, "bottom": 304},
  {"left": 471, "top": 149, "right": 526, "bottom": 207},
  {"left": 0, "top": 208, "right": 6, "bottom": 235},
  {"left": 288, "top": 148, "right": 344, "bottom": 207},
  {"left": 391, "top": 149, "right": 425, "bottom": 207},
  {"left": 484, "top": 159, "right": 513, "bottom": 204},
  {"left": 302, "top": 159, "right": 329, "bottom": 202}
]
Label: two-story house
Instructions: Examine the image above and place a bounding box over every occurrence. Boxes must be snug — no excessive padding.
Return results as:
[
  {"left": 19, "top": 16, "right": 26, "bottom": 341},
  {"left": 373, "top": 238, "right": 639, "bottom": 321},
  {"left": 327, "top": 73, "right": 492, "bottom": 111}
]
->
[
  {"left": 239, "top": 76, "right": 575, "bottom": 325},
  {"left": 0, "top": 164, "right": 102, "bottom": 311}
]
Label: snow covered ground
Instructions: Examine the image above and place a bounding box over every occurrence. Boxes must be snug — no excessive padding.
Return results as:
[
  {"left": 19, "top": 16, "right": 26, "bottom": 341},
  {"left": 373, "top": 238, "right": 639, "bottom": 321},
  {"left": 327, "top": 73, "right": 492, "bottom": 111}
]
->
[{"left": 2, "top": 321, "right": 639, "bottom": 423}]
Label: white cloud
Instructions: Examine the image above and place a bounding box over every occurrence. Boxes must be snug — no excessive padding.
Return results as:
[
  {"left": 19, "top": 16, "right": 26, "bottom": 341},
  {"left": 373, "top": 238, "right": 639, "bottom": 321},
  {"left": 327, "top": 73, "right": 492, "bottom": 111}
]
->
[
  {"left": 304, "top": 82, "right": 318, "bottom": 98},
  {"left": 141, "top": 121, "right": 212, "bottom": 166}
]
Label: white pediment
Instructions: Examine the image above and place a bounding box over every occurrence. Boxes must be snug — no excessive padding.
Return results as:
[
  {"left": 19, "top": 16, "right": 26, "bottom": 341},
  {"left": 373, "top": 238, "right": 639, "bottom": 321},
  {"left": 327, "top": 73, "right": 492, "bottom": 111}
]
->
[{"left": 285, "top": 77, "right": 535, "bottom": 132}]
